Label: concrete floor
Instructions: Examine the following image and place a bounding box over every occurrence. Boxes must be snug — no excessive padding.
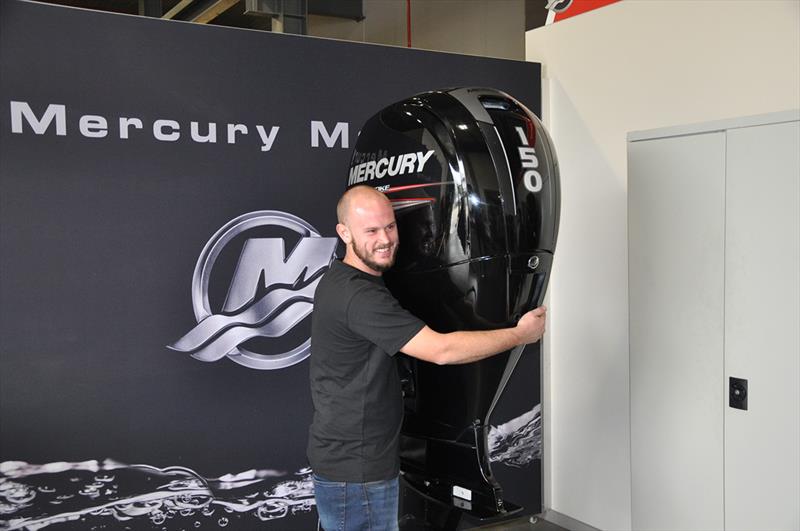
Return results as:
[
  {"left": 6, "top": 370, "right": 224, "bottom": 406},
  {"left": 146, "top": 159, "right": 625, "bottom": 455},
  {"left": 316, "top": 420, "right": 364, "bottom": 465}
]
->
[{"left": 470, "top": 515, "right": 568, "bottom": 531}]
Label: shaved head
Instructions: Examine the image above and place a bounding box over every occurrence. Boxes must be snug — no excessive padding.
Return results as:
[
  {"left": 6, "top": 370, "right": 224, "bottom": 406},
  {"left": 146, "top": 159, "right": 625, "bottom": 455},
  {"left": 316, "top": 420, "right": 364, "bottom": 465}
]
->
[
  {"left": 335, "top": 185, "right": 398, "bottom": 275},
  {"left": 337, "top": 185, "right": 391, "bottom": 226}
]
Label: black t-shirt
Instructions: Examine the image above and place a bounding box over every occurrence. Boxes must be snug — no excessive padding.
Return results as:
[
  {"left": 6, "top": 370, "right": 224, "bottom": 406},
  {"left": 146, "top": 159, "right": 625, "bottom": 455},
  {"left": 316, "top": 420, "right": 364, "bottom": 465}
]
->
[{"left": 307, "top": 260, "right": 425, "bottom": 482}]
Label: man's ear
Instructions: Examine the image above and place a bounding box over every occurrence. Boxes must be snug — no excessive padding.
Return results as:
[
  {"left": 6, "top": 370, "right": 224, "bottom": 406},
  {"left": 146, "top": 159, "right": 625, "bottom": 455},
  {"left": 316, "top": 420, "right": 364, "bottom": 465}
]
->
[{"left": 336, "top": 223, "right": 351, "bottom": 244}]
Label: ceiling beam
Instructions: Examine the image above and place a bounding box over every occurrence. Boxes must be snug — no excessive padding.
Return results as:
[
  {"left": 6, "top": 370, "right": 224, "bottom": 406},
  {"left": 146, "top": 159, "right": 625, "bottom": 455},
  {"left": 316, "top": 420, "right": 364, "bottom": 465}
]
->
[
  {"left": 162, "top": 0, "right": 194, "bottom": 19},
  {"left": 192, "top": 0, "right": 239, "bottom": 23},
  {"left": 162, "top": 0, "right": 239, "bottom": 23}
]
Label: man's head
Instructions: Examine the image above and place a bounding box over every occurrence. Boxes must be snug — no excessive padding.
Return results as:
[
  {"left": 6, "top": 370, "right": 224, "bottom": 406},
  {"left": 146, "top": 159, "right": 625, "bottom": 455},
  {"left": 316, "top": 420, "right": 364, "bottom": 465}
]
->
[{"left": 336, "top": 185, "right": 398, "bottom": 276}]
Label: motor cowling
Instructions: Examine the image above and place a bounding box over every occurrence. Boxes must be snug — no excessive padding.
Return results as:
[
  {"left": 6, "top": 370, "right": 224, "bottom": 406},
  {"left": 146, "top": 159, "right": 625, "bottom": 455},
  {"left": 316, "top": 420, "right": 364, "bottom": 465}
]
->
[{"left": 347, "top": 87, "right": 560, "bottom": 519}]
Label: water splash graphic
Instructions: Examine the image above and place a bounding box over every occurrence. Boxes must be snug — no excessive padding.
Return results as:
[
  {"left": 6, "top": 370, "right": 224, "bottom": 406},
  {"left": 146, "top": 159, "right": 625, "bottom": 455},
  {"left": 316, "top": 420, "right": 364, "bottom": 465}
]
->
[
  {"left": 0, "top": 410, "right": 536, "bottom": 528},
  {"left": 0, "top": 460, "right": 314, "bottom": 530},
  {"left": 488, "top": 405, "right": 542, "bottom": 467}
]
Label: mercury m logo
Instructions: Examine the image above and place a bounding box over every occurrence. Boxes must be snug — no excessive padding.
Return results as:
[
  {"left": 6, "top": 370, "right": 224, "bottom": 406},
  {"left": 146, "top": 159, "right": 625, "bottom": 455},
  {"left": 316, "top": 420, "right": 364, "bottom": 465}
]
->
[{"left": 168, "top": 211, "right": 337, "bottom": 370}]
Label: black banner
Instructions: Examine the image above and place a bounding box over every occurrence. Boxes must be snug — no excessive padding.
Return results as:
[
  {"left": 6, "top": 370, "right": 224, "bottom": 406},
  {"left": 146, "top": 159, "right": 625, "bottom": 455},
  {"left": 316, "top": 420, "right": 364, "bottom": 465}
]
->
[{"left": 0, "top": 1, "right": 542, "bottom": 528}]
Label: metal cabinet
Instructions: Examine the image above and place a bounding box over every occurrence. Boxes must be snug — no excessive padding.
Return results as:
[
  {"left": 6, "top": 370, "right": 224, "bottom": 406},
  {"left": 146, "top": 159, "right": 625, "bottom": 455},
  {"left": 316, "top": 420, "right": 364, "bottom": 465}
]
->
[{"left": 628, "top": 111, "right": 800, "bottom": 531}]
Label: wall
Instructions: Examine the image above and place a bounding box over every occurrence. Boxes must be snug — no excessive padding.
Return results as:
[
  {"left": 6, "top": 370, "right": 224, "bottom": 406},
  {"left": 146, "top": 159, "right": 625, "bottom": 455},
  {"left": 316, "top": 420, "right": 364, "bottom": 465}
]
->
[
  {"left": 526, "top": 1, "right": 800, "bottom": 529},
  {"left": 309, "top": 0, "right": 525, "bottom": 60}
]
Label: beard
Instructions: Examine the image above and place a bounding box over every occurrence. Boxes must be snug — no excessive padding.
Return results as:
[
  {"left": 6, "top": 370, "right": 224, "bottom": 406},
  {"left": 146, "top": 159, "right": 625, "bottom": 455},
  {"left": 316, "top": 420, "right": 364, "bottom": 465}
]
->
[{"left": 351, "top": 238, "right": 397, "bottom": 273}]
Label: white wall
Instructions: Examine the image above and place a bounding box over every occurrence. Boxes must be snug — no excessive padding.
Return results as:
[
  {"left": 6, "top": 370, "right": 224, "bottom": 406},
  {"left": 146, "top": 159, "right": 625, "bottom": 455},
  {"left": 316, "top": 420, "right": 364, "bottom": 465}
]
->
[{"left": 526, "top": 1, "right": 800, "bottom": 529}]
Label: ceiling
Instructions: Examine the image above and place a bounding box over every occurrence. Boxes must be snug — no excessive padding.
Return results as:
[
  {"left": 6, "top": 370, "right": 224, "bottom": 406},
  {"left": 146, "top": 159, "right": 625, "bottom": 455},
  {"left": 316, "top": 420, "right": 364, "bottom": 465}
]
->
[
  {"left": 30, "top": 0, "right": 359, "bottom": 32},
  {"left": 32, "top": 0, "right": 547, "bottom": 35}
]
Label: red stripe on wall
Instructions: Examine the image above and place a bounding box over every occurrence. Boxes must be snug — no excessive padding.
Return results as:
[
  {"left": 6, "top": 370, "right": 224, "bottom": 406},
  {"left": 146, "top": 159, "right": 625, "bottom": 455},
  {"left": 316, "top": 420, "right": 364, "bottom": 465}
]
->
[{"left": 554, "top": 0, "right": 621, "bottom": 23}]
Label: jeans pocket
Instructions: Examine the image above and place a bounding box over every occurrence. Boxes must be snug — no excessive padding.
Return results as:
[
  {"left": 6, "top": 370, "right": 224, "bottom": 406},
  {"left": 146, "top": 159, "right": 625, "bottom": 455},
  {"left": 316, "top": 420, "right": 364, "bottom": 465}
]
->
[
  {"left": 313, "top": 475, "right": 346, "bottom": 531},
  {"left": 312, "top": 473, "right": 345, "bottom": 487}
]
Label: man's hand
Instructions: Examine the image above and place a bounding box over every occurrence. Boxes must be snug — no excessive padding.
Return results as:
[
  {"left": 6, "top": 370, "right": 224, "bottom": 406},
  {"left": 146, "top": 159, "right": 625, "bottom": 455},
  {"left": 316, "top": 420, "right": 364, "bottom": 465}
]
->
[{"left": 515, "top": 306, "right": 547, "bottom": 344}]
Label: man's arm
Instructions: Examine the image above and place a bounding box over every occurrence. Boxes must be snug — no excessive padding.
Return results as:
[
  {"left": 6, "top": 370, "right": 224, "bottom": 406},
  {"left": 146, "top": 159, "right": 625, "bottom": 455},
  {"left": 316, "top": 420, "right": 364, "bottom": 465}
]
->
[{"left": 400, "top": 306, "right": 547, "bottom": 365}]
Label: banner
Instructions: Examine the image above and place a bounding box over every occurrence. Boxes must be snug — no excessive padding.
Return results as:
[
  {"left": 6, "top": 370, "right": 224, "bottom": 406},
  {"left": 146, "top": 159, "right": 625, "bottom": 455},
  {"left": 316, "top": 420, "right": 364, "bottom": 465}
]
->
[{"left": 0, "top": 1, "right": 542, "bottom": 528}]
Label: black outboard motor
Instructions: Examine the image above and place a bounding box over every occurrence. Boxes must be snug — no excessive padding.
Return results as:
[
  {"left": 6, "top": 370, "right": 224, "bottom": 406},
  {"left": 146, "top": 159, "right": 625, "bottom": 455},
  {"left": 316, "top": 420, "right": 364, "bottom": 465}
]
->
[{"left": 346, "top": 88, "right": 560, "bottom": 524}]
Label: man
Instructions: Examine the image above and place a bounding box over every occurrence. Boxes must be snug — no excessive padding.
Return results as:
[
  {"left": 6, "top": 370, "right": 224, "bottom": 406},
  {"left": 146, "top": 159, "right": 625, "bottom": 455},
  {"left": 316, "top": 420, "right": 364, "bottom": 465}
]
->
[{"left": 308, "top": 185, "right": 547, "bottom": 531}]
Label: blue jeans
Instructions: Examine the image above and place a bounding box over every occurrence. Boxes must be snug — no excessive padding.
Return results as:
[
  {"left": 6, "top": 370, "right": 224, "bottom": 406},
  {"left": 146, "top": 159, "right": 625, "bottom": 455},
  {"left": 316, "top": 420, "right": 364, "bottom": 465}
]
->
[{"left": 313, "top": 474, "right": 399, "bottom": 531}]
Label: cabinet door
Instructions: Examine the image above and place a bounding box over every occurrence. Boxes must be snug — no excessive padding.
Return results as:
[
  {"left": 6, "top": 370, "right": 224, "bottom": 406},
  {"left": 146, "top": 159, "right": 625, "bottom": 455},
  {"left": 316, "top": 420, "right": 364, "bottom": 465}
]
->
[
  {"left": 725, "top": 121, "right": 800, "bottom": 531},
  {"left": 629, "top": 132, "right": 726, "bottom": 531}
]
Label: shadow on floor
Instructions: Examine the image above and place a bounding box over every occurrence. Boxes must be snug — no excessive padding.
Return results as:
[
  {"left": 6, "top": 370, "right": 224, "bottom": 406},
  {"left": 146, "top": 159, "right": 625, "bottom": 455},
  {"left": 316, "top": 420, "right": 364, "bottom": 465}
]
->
[{"left": 469, "top": 515, "right": 568, "bottom": 531}]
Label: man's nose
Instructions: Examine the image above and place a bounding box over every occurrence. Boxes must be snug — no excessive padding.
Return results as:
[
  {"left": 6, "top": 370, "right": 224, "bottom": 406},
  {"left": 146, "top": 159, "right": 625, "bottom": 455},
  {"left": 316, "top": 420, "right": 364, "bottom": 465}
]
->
[{"left": 377, "top": 228, "right": 395, "bottom": 244}]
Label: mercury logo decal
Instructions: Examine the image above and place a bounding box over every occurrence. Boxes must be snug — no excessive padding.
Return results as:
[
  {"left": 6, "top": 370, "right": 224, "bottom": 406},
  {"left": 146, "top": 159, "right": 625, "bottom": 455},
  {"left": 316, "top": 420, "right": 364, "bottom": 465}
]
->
[
  {"left": 348, "top": 150, "right": 434, "bottom": 186},
  {"left": 168, "top": 211, "right": 337, "bottom": 370}
]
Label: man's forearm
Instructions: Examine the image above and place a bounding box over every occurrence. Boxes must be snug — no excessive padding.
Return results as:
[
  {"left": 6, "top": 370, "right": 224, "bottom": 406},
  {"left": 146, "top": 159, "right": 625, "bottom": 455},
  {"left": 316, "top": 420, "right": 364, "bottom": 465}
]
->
[
  {"left": 400, "top": 306, "right": 546, "bottom": 365},
  {"left": 436, "top": 327, "right": 524, "bottom": 365}
]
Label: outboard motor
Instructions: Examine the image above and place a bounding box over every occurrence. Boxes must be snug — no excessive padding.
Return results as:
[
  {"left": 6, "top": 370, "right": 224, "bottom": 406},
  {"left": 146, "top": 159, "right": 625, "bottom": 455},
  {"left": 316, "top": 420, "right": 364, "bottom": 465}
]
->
[{"left": 346, "top": 88, "right": 560, "bottom": 525}]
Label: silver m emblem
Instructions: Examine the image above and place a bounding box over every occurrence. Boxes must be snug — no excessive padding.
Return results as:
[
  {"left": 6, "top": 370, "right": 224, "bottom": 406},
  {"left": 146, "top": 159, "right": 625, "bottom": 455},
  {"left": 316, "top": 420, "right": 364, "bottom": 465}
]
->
[{"left": 168, "top": 211, "right": 337, "bottom": 370}]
